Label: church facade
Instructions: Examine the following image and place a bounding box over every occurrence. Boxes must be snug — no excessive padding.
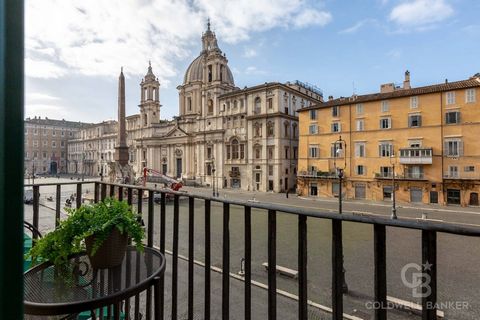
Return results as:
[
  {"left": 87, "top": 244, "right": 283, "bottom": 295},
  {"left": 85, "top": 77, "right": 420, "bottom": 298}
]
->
[{"left": 70, "top": 24, "right": 323, "bottom": 192}]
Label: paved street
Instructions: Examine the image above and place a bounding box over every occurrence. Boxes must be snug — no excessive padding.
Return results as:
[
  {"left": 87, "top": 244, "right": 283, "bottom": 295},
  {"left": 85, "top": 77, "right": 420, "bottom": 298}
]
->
[{"left": 25, "top": 178, "right": 480, "bottom": 319}]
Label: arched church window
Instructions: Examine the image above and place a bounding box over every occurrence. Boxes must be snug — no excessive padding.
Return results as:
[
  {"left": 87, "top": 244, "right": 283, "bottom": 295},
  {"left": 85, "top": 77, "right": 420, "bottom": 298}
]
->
[
  {"left": 207, "top": 99, "right": 214, "bottom": 115},
  {"left": 254, "top": 97, "right": 261, "bottom": 114},
  {"left": 153, "top": 88, "right": 156, "bottom": 101},
  {"left": 187, "top": 97, "right": 192, "bottom": 111},
  {"left": 231, "top": 139, "right": 239, "bottom": 159},
  {"left": 144, "top": 88, "right": 148, "bottom": 100},
  {"left": 267, "top": 121, "right": 274, "bottom": 137},
  {"left": 208, "top": 65, "right": 213, "bottom": 82}
]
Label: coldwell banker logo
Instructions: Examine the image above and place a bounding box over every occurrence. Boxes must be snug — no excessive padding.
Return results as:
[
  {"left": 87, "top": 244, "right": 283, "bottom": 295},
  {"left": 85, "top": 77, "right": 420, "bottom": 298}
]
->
[{"left": 400, "top": 262, "right": 433, "bottom": 298}]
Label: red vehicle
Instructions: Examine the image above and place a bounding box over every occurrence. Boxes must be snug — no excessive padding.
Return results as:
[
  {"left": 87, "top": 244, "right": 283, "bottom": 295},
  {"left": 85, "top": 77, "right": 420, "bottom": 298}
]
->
[{"left": 142, "top": 168, "right": 183, "bottom": 201}]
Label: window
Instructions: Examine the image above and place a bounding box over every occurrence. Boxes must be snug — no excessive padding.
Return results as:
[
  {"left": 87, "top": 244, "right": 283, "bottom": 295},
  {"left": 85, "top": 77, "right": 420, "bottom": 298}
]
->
[
  {"left": 309, "top": 124, "right": 318, "bottom": 134},
  {"left": 309, "top": 145, "right": 319, "bottom": 158},
  {"left": 206, "top": 164, "right": 212, "bottom": 176},
  {"left": 292, "top": 124, "right": 297, "bottom": 138},
  {"left": 52, "top": 141, "right": 56, "bottom": 148},
  {"left": 331, "top": 142, "right": 344, "bottom": 158},
  {"left": 410, "top": 96, "right": 418, "bottom": 109},
  {"left": 52, "top": 130, "right": 56, "bottom": 136},
  {"left": 381, "top": 101, "right": 389, "bottom": 112},
  {"left": 284, "top": 122, "right": 289, "bottom": 137},
  {"left": 207, "top": 99, "right": 214, "bottom": 115},
  {"left": 268, "top": 146, "right": 274, "bottom": 160},
  {"left": 240, "top": 144, "right": 245, "bottom": 159},
  {"left": 356, "top": 103, "right": 364, "bottom": 115},
  {"left": 446, "top": 91, "right": 455, "bottom": 105},
  {"left": 466, "top": 88, "right": 476, "bottom": 103},
  {"left": 254, "top": 146, "right": 261, "bottom": 159},
  {"left": 379, "top": 143, "right": 393, "bottom": 157},
  {"left": 408, "top": 114, "right": 422, "bottom": 127},
  {"left": 34, "top": 128, "right": 38, "bottom": 135},
  {"left": 380, "top": 117, "right": 391, "bottom": 129},
  {"left": 42, "top": 152, "right": 47, "bottom": 159},
  {"left": 43, "top": 140, "right": 47, "bottom": 147},
  {"left": 448, "top": 166, "right": 459, "bottom": 178},
  {"left": 293, "top": 147, "right": 298, "bottom": 159},
  {"left": 226, "top": 145, "right": 231, "bottom": 159},
  {"left": 356, "top": 165, "right": 365, "bottom": 175},
  {"left": 445, "top": 111, "right": 460, "bottom": 124},
  {"left": 356, "top": 119, "right": 364, "bottom": 131},
  {"left": 465, "top": 166, "right": 475, "bottom": 172},
  {"left": 355, "top": 142, "right": 366, "bottom": 158},
  {"left": 268, "top": 165, "right": 273, "bottom": 176},
  {"left": 33, "top": 140, "right": 38, "bottom": 147},
  {"left": 331, "top": 122, "right": 341, "bottom": 133},
  {"left": 284, "top": 147, "right": 289, "bottom": 159},
  {"left": 332, "top": 106, "right": 340, "bottom": 117},
  {"left": 231, "top": 139, "right": 239, "bottom": 159},
  {"left": 380, "top": 166, "right": 393, "bottom": 178},
  {"left": 207, "top": 147, "right": 212, "bottom": 159},
  {"left": 268, "top": 98, "right": 273, "bottom": 109},
  {"left": 310, "top": 109, "right": 317, "bottom": 120},
  {"left": 61, "top": 140, "right": 65, "bottom": 147},
  {"left": 267, "top": 122, "right": 274, "bottom": 137},
  {"left": 254, "top": 97, "right": 261, "bottom": 114},
  {"left": 208, "top": 65, "right": 213, "bottom": 82},
  {"left": 444, "top": 139, "right": 463, "bottom": 157}
]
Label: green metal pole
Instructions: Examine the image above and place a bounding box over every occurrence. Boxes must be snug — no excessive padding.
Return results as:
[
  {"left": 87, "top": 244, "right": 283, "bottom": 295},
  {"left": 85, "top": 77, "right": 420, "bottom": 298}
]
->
[{"left": 0, "top": 0, "right": 24, "bottom": 318}]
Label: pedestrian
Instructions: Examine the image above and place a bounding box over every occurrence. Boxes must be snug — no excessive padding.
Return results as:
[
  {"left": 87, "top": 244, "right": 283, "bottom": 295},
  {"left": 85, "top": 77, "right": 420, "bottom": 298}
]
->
[{"left": 286, "top": 189, "right": 289, "bottom": 198}]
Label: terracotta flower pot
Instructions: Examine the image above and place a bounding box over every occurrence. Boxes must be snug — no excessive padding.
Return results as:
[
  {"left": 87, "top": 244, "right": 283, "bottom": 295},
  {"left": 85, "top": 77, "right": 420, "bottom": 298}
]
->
[{"left": 85, "top": 228, "right": 128, "bottom": 269}]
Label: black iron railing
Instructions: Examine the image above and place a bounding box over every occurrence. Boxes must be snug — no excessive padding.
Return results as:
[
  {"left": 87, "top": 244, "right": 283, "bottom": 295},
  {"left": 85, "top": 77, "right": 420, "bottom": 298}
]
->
[{"left": 24, "top": 180, "right": 480, "bottom": 320}]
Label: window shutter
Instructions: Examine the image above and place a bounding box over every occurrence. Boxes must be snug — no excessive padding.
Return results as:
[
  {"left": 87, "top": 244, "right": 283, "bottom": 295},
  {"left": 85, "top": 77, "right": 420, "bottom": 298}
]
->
[
  {"left": 457, "top": 112, "right": 461, "bottom": 124},
  {"left": 408, "top": 116, "right": 412, "bottom": 127},
  {"left": 378, "top": 144, "right": 382, "bottom": 157},
  {"left": 338, "top": 123, "right": 342, "bottom": 132},
  {"left": 418, "top": 116, "right": 422, "bottom": 127},
  {"left": 459, "top": 141, "right": 464, "bottom": 156},
  {"left": 443, "top": 141, "right": 448, "bottom": 156},
  {"left": 379, "top": 119, "right": 382, "bottom": 129}
]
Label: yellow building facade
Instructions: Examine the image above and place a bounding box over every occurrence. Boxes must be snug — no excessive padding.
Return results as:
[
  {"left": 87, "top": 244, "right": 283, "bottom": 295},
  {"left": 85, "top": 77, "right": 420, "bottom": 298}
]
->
[{"left": 297, "top": 72, "right": 480, "bottom": 206}]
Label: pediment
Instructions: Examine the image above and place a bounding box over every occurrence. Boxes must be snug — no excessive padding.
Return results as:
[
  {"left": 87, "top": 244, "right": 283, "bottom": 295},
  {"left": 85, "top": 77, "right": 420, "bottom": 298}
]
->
[{"left": 165, "top": 126, "right": 189, "bottom": 138}]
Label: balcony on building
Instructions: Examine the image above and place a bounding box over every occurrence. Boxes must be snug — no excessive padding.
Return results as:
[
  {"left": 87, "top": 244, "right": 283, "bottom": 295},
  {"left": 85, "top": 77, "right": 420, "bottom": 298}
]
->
[
  {"left": 444, "top": 171, "right": 480, "bottom": 180},
  {"left": 298, "top": 170, "right": 338, "bottom": 179},
  {"left": 399, "top": 147, "right": 433, "bottom": 165},
  {"left": 375, "top": 172, "right": 426, "bottom": 180}
]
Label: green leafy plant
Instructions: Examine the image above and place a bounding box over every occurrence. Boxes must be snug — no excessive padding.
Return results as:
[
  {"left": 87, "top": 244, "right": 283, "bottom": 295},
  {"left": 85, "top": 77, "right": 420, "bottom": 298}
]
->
[{"left": 27, "top": 198, "right": 145, "bottom": 268}]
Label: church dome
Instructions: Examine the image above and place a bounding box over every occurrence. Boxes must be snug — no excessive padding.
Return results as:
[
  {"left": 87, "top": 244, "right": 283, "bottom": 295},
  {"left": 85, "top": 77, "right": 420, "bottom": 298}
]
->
[{"left": 183, "top": 54, "right": 235, "bottom": 85}]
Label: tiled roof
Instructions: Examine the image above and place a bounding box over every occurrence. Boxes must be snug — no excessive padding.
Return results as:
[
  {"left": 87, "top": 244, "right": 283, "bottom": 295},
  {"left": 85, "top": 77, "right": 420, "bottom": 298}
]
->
[{"left": 300, "top": 77, "right": 480, "bottom": 111}]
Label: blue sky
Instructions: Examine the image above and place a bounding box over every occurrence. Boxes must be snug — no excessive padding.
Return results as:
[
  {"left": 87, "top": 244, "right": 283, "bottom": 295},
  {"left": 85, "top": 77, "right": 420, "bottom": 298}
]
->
[{"left": 25, "top": 0, "right": 480, "bottom": 123}]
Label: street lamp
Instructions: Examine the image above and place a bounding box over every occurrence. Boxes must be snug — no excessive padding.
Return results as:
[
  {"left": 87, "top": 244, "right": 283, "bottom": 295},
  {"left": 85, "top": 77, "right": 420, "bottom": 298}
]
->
[
  {"left": 390, "top": 147, "right": 398, "bottom": 219},
  {"left": 333, "top": 135, "right": 348, "bottom": 294},
  {"left": 211, "top": 158, "right": 216, "bottom": 197}
]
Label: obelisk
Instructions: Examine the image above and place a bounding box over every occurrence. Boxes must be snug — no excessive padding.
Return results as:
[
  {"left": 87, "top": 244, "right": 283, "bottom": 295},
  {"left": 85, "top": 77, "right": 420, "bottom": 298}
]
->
[{"left": 115, "top": 67, "right": 129, "bottom": 166}]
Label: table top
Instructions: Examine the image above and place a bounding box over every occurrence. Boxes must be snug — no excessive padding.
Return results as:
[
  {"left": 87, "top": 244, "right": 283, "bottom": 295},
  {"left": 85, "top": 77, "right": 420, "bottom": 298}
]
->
[{"left": 24, "top": 246, "right": 165, "bottom": 315}]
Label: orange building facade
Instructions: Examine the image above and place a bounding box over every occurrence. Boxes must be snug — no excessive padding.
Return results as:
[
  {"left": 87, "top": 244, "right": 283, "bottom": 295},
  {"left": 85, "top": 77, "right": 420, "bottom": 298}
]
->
[{"left": 297, "top": 72, "right": 480, "bottom": 206}]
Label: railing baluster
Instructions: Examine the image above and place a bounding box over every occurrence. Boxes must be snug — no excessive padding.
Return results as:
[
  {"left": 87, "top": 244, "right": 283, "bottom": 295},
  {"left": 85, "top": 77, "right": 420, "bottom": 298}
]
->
[
  {"left": 127, "top": 187, "right": 133, "bottom": 206},
  {"left": 268, "top": 209, "right": 276, "bottom": 320},
  {"left": 374, "top": 224, "right": 387, "bottom": 320},
  {"left": 101, "top": 183, "right": 107, "bottom": 201},
  {"left": 55, "top": 185, "right": 61, "bottom": 228},
  {"left": 32, "top": 185, "right": 40, "bottom": 240},
  {"left": 332, "top": 219, "right": 343, "bottom": 320},
  {"left": 94, "top": 182, "right": 99, "bottom": 203},
  {"left": 422, "top": 230, "right": 437, "bottom": 320},
  {"left": 188, "top": 197, "right": 195, "bottom": 320},
  {"left": 146, "top": 190, "right": 154, "bottom": 319},
  {"left": 76, "top": 183, "right": 82, "bottom": 208},
  {"left": 244, "top": 206, "right": 252, "bottom": 320},
  {"left": 154, "top": 277, "right": 161, "bottom": 320},
  {"left": 134, "top": 250, "right": 141, "bottom": 320},
  {"left": 125, "top": 249, "right": 131, "bottom": 320},
  {"left": 158, "top": 192, "right": 166, "bottom": 320},
  {"left": 222, "top": 203, "right": 230, "bottom": 320},
  {"left": 118, "top": 186, "right": 123, "bottom": 201},
  {"left": 137, "top": 189, "right": 143, "bottom": 214},
  {"left": 204, "top": 199, "right": 211, "bottom": 320},
  {"left": 298, "top": 215, "right": 308, "bottom": 320},
  {"left": 110, "top": 184, "right": 115, "bottom": 198},
  {"left": 172, "top": 194, "right": 179, "bottom": 320}
]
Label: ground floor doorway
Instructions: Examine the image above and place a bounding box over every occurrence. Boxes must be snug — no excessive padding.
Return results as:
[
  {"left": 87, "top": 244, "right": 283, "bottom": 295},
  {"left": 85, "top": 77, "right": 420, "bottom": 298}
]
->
[
  {"left": 310, "top": 183, "right": 318, "bottom": 196},
  {"left": 355, "top": 184, "right": 366, "bottom": 199},
  {"left": 470, "top": 192, "right": 479, "bottom": 206},
  {"left": 410, "top": 187, "right": 423, "bottom": 203},
  {"left": 430, "top": 191, "right": 438, "bottom": 204},
  {"left": 447, "top": 189, "right": 461, "bottom": 205}
]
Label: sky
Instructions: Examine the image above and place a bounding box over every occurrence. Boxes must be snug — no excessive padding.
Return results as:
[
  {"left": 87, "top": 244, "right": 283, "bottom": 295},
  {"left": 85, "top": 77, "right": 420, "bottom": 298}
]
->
[{"left": 25, "top": 0, "right": 480, "bottom": 123}]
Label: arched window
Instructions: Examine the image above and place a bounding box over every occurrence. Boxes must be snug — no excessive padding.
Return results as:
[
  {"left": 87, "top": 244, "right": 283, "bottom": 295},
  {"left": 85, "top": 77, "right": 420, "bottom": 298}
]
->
[
  {"left": 292, "top": 123, "right": 298, "bottom": 138},
  {"left": 208, "top": 65, "right": 213, "bottom": 82},
  {"left": 254, "top": 97, "right": 261, "bottom": 114},
  {"left": 231, "top": 139, "right": 239, "bottom": 159},
  {"left": 153, "top": 88, "right": 157, "bottom": 101},
  {"left": 207, "top": 99, "right": 214, "bottom": 115},
  {"left": 284, "top": 121, "right": 290, "bottom": 137},
  {"left": 144, "top": 88, "right": 148, "bottom": 100},
  {"left": 267, "top": 121, "right": 274, "bottom": 137}
]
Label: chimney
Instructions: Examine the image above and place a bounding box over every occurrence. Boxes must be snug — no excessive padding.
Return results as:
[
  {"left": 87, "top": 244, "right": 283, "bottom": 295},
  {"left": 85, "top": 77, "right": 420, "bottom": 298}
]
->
[
  {"left": 403, "top": 70, "right": 411, "bottom": 89},
  {"left": 328, "top": 95, "right": 334, "bottom": 101},
  {"left": 445, "top": 79, "right": 448, "bottom": 84}
]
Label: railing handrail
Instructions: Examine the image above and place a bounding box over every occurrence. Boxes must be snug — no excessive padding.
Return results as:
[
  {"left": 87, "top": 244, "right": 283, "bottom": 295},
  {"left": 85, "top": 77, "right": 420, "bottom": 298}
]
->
[{"left": 25, "top": 181, "right": 480, "bottom": 237}]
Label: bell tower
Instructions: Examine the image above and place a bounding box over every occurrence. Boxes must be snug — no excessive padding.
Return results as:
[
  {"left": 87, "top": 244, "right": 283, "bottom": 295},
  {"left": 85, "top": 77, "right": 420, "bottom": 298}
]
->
[{"left": 139, "top": 61, "right": 160, "bottom": 127}]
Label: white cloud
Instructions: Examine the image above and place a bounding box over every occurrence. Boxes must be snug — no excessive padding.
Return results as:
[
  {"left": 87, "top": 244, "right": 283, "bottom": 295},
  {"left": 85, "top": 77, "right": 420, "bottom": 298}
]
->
[
  {"left": 26, "top": 92, "right": 61, "bottom": 102},
  {"left": 26, "top": 0, "right": 332, "bottom": 79},
  {"left": 25, "top": 58, "right": 67, "bottom": 79},
  {"left": 389, "top": 0, "right": 453, "bottom": 28},
  {"left": 339, "top": 19, "right": 376, "bottom": 34},
  {"left": 243, "top": 48, "right": 258, "bottom": 58},
  {"left": 244, "top": 66, "right": 267, "bottom": 75}
]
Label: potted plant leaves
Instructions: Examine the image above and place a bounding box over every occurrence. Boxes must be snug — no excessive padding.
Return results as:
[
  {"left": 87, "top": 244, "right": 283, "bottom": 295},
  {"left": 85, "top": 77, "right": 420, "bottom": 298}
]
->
[{"left": 27, "top": 198, "right": 145, "bottom": 270}]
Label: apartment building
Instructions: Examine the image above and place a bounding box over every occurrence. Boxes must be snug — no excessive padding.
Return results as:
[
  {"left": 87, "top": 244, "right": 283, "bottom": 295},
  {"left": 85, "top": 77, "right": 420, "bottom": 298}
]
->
[
  {"left": 24, "top": 117, "right": 88, "bottom": 175},
  {"left": 297, "top": 72, "right": 480, "bottom": 206}
]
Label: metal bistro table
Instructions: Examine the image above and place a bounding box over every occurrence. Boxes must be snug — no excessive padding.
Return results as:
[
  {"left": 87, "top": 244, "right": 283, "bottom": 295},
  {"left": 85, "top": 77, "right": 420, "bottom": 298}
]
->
[{"left": 24, "top": 246, "right": 166, "bottom": 319}]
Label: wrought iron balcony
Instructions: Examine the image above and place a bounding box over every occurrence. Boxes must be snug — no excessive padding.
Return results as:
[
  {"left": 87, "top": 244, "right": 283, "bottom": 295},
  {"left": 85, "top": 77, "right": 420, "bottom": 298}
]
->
[
  {"left": 444, "top": 172, "right": 480, "bottom": 180},
  {"left": 297, "top": 170, "right": 338, "bottom": 179},
  {"left": 375, "top": 172, "right": 426, "bottom": 180},
  {"left": 399, "top": 148, "right": 433, "bottom": 164}
]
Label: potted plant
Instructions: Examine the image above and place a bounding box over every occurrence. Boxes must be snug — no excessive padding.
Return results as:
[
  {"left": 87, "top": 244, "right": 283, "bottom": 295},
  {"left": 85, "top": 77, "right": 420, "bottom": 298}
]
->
[{"left": 27, "top": 198, "right": 145, "bottom": 270}]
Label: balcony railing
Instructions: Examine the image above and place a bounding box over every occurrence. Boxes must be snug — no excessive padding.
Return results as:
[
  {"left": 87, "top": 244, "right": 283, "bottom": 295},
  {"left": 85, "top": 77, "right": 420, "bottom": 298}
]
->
[
  {"left": 444, "top": 172, "right": 480, "bottom": 180},
  {"left": 375, "top": 172, "right": 425, "bottom": 180},
  {"left": 23, "top": 180, "right": 480, "bottom": 319},
  {"left": 399, "top": 148, "right": 433, "bottom": 164},
  {"left": 297, "top": 171, "right": 338, "bottom": 179}
]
